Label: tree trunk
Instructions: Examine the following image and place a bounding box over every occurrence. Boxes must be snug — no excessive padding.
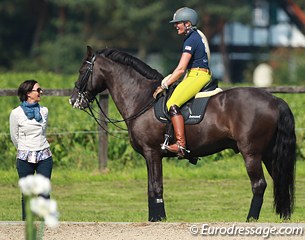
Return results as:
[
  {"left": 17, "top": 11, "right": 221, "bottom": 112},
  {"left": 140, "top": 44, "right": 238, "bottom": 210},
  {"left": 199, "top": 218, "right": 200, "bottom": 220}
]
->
[
  {"left": 58, "top": 6, "right": 66, "bottom": 35},
  {"left": 30, "top": 0, "right": 48, "bottom": 57}
]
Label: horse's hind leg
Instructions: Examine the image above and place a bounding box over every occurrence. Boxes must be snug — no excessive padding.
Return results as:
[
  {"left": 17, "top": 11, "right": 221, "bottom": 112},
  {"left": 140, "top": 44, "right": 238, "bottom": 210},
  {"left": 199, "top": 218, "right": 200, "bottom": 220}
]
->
[{"left": 243, "top": 153, "right": 267, "bottom": 221}]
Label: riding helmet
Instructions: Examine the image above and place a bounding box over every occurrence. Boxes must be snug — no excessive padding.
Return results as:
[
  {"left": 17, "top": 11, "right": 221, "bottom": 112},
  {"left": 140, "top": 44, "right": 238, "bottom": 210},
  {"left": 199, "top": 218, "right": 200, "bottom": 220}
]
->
[{"left": 169, "top": 7, "right": 198, "bottom": 26}]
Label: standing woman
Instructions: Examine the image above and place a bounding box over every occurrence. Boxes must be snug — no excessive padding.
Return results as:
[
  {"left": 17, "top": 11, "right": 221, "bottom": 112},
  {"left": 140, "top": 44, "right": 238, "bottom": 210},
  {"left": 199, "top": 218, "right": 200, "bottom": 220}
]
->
[
  {"left": 10, "top": 80, "right": 53, "bottom": 220},
  {"left": 153, "top": 7, "right": 212, "bottom": 157}
]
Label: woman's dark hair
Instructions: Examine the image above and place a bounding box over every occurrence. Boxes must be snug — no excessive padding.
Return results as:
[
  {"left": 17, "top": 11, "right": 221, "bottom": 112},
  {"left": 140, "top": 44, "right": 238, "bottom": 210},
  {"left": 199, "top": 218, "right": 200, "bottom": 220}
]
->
[{"left": 17, "top": 80, "right": 38, "bottom": 102}]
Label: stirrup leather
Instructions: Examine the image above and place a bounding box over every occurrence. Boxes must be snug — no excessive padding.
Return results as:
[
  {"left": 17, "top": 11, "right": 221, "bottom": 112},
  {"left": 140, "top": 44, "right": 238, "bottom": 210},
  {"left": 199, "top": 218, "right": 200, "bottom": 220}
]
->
[{"left": 161, "top": 134, "right": 170, "bottom": 150}]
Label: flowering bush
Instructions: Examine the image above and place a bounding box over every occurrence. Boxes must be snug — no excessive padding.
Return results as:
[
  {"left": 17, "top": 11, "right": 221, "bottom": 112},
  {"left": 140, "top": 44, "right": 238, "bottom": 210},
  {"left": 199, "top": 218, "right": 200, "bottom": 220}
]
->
[{"left": 18, "top": 174, "right": 59, "bottom": 240}]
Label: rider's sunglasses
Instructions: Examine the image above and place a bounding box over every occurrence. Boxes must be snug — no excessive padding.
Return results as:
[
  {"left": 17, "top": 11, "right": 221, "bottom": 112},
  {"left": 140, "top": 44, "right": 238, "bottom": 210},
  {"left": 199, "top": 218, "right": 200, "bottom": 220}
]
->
[{"left": 31, "top": 88, "right": 43, "bottom": 93}]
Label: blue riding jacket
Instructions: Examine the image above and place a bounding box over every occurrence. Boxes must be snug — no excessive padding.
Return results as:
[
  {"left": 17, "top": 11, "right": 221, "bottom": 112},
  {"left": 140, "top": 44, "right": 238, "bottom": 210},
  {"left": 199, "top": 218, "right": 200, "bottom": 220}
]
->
[{"left": 183, "top": 29, "right": 209, "bottom": 70}]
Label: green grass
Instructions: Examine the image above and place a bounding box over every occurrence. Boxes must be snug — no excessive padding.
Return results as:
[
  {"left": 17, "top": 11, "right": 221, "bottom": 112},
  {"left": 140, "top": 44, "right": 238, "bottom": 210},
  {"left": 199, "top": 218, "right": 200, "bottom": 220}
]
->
[
  {"left": 1, "top": 156, "right": 305, "bottom": 222},
  {"left": 1, "top": 72, "right": 305, "bottom": 222}
]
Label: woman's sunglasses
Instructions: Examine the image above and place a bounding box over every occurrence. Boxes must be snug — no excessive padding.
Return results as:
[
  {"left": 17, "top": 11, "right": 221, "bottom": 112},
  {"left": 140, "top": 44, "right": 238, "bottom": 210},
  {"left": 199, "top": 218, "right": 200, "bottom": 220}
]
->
[{"left": 31, "top": 88, "right": 43, "bottom": 93}]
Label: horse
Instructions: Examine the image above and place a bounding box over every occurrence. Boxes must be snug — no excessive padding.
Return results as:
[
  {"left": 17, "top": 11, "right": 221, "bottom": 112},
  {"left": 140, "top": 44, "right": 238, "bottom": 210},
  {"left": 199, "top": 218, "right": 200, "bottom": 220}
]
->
[{"left": 69, "top": 46, "right": 296, "bottom": 222}]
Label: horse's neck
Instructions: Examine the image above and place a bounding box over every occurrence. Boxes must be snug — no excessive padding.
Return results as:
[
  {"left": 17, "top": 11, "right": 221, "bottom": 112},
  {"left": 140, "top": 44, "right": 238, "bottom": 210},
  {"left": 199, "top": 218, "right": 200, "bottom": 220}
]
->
[{"left": 106, "top": 67, "right": 156, "bottom": 120}]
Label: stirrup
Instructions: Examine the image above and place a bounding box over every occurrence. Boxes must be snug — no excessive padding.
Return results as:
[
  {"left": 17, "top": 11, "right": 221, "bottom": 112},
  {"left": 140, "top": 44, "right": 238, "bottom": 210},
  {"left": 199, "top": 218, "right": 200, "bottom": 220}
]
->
[
  {"left": 176, "top": 144, "right": 190, "bottom": 157},
  {"left": 165, "top": 143, "right": 190, "bottom": 157}
]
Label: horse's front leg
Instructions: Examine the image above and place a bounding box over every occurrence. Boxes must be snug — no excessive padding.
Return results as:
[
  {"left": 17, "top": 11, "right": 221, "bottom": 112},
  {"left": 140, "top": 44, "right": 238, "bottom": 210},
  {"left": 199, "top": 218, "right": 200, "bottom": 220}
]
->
[{"left": 144, "top": 150, "right": 166, "bottom": 222}]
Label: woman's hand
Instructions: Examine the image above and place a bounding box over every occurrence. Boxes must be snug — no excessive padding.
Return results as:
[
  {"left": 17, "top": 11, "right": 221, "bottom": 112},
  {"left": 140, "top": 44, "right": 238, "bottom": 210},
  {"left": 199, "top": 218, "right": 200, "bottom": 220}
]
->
[{"left": 153, "top": 86, "right": 165, "bottom": 99}]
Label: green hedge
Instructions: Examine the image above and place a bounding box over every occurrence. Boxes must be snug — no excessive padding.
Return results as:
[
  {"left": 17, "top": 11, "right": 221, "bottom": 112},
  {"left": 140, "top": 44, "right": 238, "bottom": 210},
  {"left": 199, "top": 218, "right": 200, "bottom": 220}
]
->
[{"left": 1, "top": 72, "right": 304, "bottom": 170}]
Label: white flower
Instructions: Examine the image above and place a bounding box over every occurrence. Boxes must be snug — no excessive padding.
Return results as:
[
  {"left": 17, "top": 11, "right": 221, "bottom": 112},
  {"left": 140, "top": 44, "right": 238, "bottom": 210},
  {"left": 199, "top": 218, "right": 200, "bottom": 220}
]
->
[
  {"left": 30, "top": 197, "right": 57, "bottom": 217},
  {"left": 31, "top": 174, "right": 51, "bottom": 195},
  {"left": 19, "top": 174, "right": 59, "bottom": 230},
  {"left": 18, "top": 174, "right": 51, "bottom": 196},
  {"left": 18, "top": 175, "right": 35, "bottom": 196},
  {"left": 44, "top": 214, "right": 59, "bottom": 228},
  {"left": 30, "top": 197, "right": 59, "bottom": 228}
]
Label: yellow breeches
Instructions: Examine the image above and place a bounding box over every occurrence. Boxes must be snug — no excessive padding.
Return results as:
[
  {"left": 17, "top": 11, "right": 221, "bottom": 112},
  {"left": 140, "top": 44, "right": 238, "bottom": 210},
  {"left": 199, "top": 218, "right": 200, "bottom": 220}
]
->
[{"left": 166, "top": 69, "right": 211, "bottom": 110}]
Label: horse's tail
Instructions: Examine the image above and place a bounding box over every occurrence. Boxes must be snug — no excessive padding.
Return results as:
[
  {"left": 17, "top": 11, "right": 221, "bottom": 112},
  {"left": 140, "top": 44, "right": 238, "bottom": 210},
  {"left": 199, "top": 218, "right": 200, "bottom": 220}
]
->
[{"left": 272, "top": 99, "right": 296, "bottom": 219}]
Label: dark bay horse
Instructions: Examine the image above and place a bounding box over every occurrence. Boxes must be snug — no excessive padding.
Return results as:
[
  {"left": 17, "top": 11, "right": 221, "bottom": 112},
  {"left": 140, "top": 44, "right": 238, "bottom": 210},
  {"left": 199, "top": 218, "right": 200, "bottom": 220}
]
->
[{"left": 69, "top": 46, "right": 296, "bottom": 222}]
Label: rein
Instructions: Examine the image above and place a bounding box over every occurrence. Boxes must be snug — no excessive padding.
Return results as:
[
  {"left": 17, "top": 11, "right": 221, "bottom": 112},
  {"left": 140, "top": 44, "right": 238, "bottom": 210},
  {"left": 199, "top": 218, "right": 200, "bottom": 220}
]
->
[
  {"left": 82, "top": 93, "right": 156, "bottom": 137},
  {"left": 95, "top": 95, "right": 156, "bottom": 123}
]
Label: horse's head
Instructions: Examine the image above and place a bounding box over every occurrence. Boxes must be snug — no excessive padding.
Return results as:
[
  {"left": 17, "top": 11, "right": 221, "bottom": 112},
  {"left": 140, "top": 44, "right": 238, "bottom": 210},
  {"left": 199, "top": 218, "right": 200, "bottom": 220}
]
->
[
  {"left": 69, "top": 46, "right": 106, "bottom": 109},
  {"left": 70, "top": 46, "right": 164, "bottom": 110}
]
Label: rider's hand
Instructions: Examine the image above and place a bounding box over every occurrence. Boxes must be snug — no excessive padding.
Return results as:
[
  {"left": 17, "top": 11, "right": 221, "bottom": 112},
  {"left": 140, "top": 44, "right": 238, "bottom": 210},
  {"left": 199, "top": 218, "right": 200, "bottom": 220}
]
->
[{"left": 153, "top": 86, "right": 165, "bottom": 99}]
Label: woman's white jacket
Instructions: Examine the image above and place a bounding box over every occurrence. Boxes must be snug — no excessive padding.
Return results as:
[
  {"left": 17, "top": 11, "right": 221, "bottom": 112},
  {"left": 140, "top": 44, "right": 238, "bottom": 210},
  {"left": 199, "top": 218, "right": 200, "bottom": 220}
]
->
[{"left": 9, "top": 106, "right": 50, "bottom": 151}]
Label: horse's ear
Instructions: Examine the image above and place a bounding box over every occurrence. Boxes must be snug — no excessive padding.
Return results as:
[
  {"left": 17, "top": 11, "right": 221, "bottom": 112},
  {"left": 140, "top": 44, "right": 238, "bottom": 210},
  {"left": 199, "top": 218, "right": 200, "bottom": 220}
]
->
[{"left": 86, "top": 46, "right": 93, "bottom": 58}]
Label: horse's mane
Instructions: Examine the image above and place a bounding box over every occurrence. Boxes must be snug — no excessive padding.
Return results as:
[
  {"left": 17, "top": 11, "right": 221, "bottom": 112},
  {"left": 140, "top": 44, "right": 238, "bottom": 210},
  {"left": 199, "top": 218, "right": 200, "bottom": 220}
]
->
[{"left": 96, "top": 48, "right": 163, "bottom": 82}]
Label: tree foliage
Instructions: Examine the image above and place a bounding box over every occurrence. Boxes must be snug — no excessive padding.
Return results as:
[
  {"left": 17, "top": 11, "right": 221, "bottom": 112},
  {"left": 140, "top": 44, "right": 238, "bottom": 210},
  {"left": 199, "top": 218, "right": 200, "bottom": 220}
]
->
[{"left": 0, "top": 0, "right": 255, "bottom": 74}]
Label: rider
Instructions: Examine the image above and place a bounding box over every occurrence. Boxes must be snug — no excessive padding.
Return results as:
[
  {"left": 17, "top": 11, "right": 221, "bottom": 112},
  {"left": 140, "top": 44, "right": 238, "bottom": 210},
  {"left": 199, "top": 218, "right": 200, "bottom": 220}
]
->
[{"left": 153, "top": 7, "right": 212, "bottom": 157}]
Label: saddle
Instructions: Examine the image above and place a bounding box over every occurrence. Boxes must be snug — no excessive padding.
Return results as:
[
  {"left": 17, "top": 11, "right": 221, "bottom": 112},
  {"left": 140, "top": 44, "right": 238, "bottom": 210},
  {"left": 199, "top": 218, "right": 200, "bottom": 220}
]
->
[
  {"left": 154, "top": 77, "right": 222, "bottom": 124},
  {"left": 153, "top": 77, "right": 222, "bottom": 165}
]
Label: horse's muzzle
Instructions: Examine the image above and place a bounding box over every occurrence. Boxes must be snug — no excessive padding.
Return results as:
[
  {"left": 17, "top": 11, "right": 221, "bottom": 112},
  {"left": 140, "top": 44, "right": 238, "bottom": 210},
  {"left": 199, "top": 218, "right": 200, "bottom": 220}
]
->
[
  {"left": 69, "top": 94, "right": 88, "bottom": 109},
  {"left": 68, "top": 98, "right": 77, "bottom": 108}
]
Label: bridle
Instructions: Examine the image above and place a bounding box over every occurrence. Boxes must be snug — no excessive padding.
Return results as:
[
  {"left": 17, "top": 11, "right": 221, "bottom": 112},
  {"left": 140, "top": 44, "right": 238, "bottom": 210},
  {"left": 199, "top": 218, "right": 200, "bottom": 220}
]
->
[
  {"left": 73, "top": 54, "right": 96, "bottom": 108},
  {"left": 72, "top": 54, "right": 156, "bottom": 136}
]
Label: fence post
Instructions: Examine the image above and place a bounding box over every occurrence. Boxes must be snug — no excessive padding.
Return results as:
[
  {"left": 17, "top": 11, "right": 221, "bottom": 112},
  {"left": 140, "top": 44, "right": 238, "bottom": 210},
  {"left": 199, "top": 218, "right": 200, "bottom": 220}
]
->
[{"left": 98, "top": 93, "right": 108, "bottom": 171}]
